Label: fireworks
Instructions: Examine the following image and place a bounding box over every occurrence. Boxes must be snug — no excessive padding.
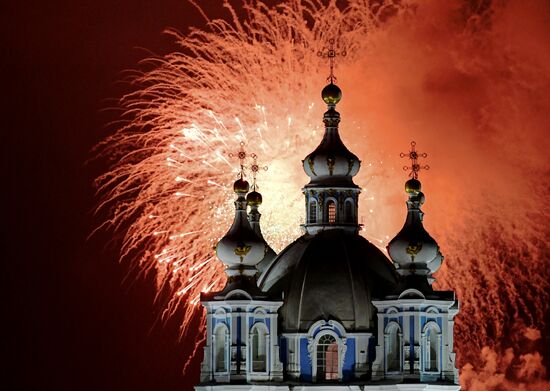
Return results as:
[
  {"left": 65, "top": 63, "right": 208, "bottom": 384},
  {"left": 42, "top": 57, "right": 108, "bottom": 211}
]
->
[{"left": 95, "top": 0, "right": 550, "bottom": 388}]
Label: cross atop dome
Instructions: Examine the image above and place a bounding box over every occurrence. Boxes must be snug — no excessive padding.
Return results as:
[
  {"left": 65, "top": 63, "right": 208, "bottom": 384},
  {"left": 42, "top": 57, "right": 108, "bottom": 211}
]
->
[
  {"left": 249, "top": 152, "right": 268, "bottom": 192},
  {"left": 400, "top": 141, "right": 429, "bottom": 180},
  {"left": 318, "top": 38, "right": 346, "bottom": 84},
  {"left": 229, "top": 141, "right": 249, "bottom": 180}
]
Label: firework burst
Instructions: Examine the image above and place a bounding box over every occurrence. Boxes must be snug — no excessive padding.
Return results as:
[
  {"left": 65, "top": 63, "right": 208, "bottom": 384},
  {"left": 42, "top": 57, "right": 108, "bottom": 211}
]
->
[{"left": 95, "top": 0, "right": 550, "bottom": 388}]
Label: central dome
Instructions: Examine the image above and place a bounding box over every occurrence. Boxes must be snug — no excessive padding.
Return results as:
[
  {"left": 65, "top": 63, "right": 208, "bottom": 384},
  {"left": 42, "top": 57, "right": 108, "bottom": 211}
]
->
[
  {"left": 258, "top": 230, "right": 398, "bottom": 332},
  {"left": 302, "top": 83, "right": 360, "bottom": 187}
]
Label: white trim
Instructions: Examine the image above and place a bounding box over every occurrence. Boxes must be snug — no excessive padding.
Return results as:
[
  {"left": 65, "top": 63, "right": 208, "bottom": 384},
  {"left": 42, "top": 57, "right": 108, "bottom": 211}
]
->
[
  {"left": 249, "top": 322, "right": 270, "bottom": 375},
  {"left": 398, "top": 289, "right": 425, "bottom": 299},
  {"left": 225, "top": 289, "right": 253, "bottom": 300},
  {"left": 425, "top": 306, "right": 439, "bottom": 314},
  {"left": 384, "top": 321, "right": 403, "bottom": 374},
  {"left": 421, "top": 321, "right": 441, "bottom": 374},
  {"left": 304, "top": 320, "right": 348, "bottom": 382},
  {"left": 308, "top": 198, "right": 319, "bottom": 224},
  {"left": 310, "top": 330, "right": 346, "bottom": 382},
  {"left": 212, "top": 323, "right": 230, "bottom": 375}
]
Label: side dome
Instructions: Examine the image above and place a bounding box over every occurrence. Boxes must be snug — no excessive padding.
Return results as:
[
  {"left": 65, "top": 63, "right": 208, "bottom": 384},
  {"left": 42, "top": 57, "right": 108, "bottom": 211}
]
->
[
  {"left": 258, "top": 230, "right": 398, "bottom": 332},
  {"left": 387, "top": 187, "right": 442, "bottom": 278},
  {"left": 216, "top": 179, "right": 266, "bottom": 273}
]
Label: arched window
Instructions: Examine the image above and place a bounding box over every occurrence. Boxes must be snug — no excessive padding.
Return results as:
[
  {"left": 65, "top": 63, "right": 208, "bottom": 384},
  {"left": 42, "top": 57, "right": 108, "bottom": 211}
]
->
[
  {"left": 214, "top": 325, "right": 228, "bottom": 373},
  {"left": 251, "top": 325, "right": 268, "bottom": 372},
  {"left": 424, "top": 325, "right": 439, "bottom": 372},
  {"left": 317, "top": 334, "right": 338, "bottom": 381},
  {"left": 327, "top": 200, "right": 336, "bottom": 224},
  {"left": 344, "top": 200, "right": 353, "bottom": 223},
  {"left": 386, "top": 323, "right": 401, "bottom": 372},
  {"left": 309, "top": 200, "right": 317, "bottom": 224}
]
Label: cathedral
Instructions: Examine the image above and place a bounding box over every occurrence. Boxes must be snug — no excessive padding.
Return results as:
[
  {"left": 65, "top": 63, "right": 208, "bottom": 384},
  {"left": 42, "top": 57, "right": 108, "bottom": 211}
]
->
[{"left": 194, "top": 77, "right": 460, "bottom": 390}]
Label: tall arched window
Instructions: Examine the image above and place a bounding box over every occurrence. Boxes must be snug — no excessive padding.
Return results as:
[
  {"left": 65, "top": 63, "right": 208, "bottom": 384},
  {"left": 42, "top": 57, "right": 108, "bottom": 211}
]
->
[
  {"left": 309, "top": 200, "right": 317, "bottom": 224},
  {"left": 386, "top": 324, "right": 401, "bottom": 372},
  {"left": 214, "top": 325, "right": 228, "bottom": 373},
  {"left": 251, "top": 325, "right": 268, "bottom": 372},
  {"left": 317, "top": 334, "right": 338, "bottom": 381},
  {"left": 327, "top": 200, "right": 336, "bottom": 224},
  {"left": 425, "top": 326, "right": 439, "bottom": 372},
  {"left": 344, "top": 200, "right": 353, "bottom": 223}
]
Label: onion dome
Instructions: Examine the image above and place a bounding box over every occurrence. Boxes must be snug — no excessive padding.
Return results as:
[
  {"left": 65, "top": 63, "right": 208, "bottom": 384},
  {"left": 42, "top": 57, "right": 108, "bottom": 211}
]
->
[
  {"left": 216, "top": 178, "right": 266, "bottom": 278},
  {"left": 303, "top": 82, "right": 360, "bottom": 187},
  {"left": 387, "top": 179, "right": 443, "bottom": 283},
  {"left": 246, "top": 189, "right": 277, "bottom": 275}
]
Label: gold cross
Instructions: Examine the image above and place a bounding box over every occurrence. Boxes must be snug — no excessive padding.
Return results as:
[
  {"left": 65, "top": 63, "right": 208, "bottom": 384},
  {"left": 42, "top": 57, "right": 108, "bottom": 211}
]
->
[
  {"left": 249, "top": 153, "right": 268, "bottom": 191},
  {"left": 228, "top": 143, "right": 268, "bottom": 185},
  {"left": 317, "top": 38, "right": 346, "bottom": 83},
  {"left": 400, "top": 141, "right": 429, "bottom": 179},
  {"left": 228, "top": 142, "right": 248, "bottom": 179}
]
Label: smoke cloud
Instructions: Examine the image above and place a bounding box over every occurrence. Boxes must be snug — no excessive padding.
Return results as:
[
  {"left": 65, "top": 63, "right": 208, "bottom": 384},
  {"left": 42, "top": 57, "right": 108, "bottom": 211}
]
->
[
  {"left": 339, "top": 0, "right": 550, "bottom": 386},
  {"left": 98, "top": 1, "right": 550, "bottom": 388}
]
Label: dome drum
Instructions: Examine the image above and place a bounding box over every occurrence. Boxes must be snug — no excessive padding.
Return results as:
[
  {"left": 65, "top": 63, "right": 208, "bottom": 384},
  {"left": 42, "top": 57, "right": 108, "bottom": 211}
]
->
[{"left": 303, "top": 187, "right": 360, "bottom": 234}]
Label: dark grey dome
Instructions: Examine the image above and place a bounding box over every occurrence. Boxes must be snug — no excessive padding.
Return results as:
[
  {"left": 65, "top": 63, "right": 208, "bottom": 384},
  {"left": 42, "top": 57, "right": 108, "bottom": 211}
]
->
[{"left": 258, "top": 230, "right": 398, "bottom": 332}]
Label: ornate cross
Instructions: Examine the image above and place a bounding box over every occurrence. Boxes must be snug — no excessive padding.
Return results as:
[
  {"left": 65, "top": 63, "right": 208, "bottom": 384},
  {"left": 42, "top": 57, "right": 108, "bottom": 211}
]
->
[
  {"left": 400, "top": 141, "right": 429, "bottom": 179},
  {"left": 228, "top": 142, "right": 268, "bottom": 186},
  {"left": 249, "top": 152, "right": 268, "bottom": 191},
  {"left": 228, "top": 142, "right": 248, "bottom": 179},
  {"left": 318, "top": 38, "right": 346, "bottom": 83}
]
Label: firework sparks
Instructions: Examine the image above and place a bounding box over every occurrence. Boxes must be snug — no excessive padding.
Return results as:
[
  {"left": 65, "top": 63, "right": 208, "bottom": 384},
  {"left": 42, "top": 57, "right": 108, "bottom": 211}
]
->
[{"left": 95, "top": 0, "right": 550, "bottom": 388}]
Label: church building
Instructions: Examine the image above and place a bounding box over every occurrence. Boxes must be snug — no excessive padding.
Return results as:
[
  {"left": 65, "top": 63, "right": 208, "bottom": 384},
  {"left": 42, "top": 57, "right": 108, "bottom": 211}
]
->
[{"left": 194, "top": 76, "right": 460, "bottom": 390}]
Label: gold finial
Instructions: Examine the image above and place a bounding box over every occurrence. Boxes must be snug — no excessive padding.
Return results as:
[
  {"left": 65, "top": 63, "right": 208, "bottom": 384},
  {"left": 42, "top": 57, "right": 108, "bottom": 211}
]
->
[
  {"left": 318, "top": 38, "right": 346, "bottom": 84},
  {"left": 400, "top": 141, "right": 429, "bottom": 180},
  {"left": 229, "top": 142, "right": 250, "bottom": 193}
]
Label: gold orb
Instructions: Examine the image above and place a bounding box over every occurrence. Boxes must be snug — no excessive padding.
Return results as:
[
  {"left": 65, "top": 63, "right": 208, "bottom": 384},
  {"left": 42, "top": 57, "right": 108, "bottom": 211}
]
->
[
  {"left": 405, "top": 178, "right": 421, "bottom": 194},
  {"left": 415, "top": 191, "right": 426, "bottom": 205},
  {"left": 246, "top": 190, "right": 262, "bottom": 206},
  {"left": 321, "top": 83, "right": 342, "bottom": 105},
  {"left": 233, "top": 178, "right": 250, "bottom": 194}
]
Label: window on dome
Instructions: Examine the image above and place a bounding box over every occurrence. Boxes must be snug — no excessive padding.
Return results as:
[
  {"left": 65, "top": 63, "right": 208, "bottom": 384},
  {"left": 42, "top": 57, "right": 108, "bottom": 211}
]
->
[
  {"left": 214, "top": 325, "right": 228, "bottom": 373},
  {"left": 345, "top": 200, "right": 353, "bottom": 223},
  {"left": 316, "top": 334, "right": 339, "bottom": 381},
  {"left": 327, "top": 200, "right": 336, "bottom": 224},
  {"left": 251, "top": 325, "right": 267, "bottom": 372},
  {"left": 309, "top": 200, "right": 317, "bottom": 224},
  {"left": 425, "top": 327, "right": 439, "bottom": 372}
]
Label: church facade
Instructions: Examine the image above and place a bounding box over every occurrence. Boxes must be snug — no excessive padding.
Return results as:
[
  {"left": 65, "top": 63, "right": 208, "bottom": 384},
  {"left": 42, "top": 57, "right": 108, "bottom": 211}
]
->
[{"left": 195, "top": 80, "right": 460, "bottom": 391}]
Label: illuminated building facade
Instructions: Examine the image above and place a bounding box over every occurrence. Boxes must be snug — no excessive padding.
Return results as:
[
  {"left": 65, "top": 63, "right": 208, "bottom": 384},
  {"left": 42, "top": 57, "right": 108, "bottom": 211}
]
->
[{"left": 195, "top": 80, "right": 460, "bottom": 391}]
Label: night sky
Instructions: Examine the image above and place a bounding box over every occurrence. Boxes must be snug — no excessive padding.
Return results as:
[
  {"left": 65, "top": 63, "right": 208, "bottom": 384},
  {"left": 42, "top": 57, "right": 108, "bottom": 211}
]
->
[
  {"left": 5, "top": 1, "right": 550, "bottom": 390},
  {"left": 4, "top": 1, "right": 220, "bottom": 389}
]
